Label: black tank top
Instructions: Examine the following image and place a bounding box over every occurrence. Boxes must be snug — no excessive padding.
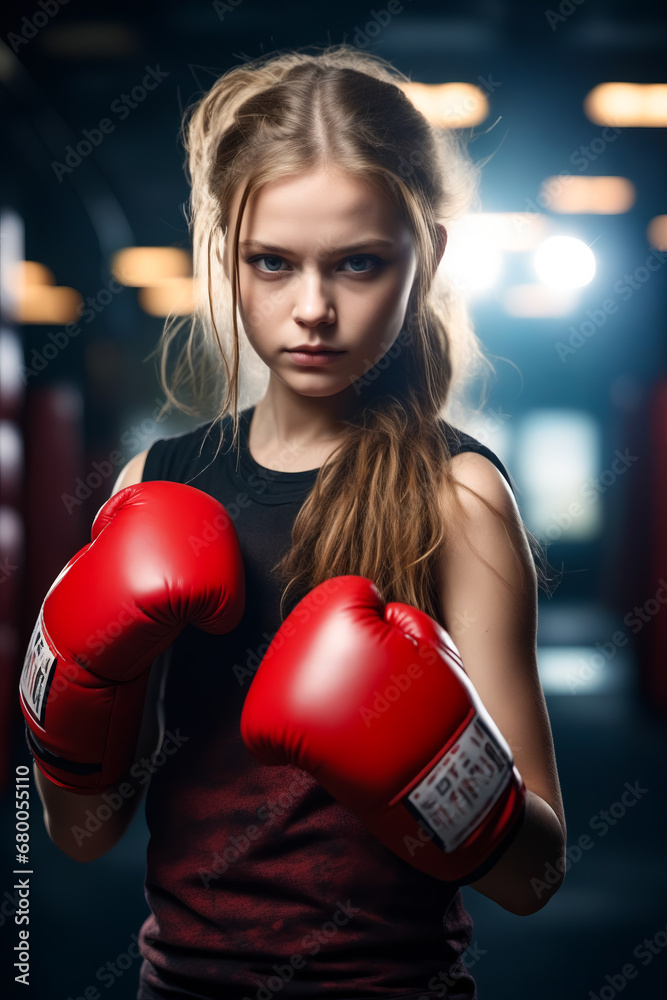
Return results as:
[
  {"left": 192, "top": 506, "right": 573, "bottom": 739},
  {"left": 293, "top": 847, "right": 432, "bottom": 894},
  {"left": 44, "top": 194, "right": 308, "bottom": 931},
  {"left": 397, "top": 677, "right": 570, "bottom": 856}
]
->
[{"left": 136, "top": 405, "right": 514, "bottom": 1000}]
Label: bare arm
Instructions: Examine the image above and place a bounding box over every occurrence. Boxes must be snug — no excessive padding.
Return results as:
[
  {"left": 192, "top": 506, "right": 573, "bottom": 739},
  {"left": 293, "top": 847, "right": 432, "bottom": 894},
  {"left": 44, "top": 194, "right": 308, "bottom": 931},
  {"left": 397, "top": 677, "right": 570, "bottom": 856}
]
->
[
  {"left": 436, "top": 451, "right": 566, "bottom": 916},
  {"left": 33, "top": 449, "right": 162, "bottom": 863}
]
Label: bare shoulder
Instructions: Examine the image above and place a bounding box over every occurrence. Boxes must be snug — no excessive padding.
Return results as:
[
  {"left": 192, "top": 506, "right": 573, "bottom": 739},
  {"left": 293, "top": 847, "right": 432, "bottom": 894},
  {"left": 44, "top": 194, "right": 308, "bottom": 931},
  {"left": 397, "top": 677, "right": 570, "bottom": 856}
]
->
[
  {"left": 445, "top": 450, "right": 529, "bottom": 570},
  {"left": 448, "top": 450, "right": 516, "bottom": 513},
  {"left": 439, "top": 448, "right": 536, "bottom": 608},
  {"left": 110, "top": 449, "right": 149, "bottom": 496}
]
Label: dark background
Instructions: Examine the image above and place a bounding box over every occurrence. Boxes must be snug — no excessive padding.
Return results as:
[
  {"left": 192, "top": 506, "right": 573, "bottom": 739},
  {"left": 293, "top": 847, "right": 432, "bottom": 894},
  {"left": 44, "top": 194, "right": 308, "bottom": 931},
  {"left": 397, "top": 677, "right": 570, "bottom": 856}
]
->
[{"left": 1, "top": 1, "right": 666, "bottom": 997}]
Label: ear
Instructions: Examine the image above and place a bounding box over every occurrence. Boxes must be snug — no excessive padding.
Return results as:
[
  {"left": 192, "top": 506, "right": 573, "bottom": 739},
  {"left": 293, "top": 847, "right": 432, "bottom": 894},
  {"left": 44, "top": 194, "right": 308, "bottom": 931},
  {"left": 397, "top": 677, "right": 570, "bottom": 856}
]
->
[{"left": 435, "top": 223, "right": 448, "bottom": 266}]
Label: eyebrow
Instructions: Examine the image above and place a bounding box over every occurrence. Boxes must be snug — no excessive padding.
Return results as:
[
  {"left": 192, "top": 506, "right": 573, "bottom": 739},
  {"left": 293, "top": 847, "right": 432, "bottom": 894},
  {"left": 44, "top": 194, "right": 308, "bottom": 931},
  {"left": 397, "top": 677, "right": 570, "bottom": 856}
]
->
[{"left": 239, "top": 238, "right": 395, "bottom": 255}]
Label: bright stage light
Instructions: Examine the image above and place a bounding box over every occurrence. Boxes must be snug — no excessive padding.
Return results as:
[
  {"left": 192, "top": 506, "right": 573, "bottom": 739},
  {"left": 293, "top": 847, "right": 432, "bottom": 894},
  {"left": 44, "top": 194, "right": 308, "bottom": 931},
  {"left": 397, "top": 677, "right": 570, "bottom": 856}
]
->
[
  {"left": 399, "top": 82, "right": 489, "bottom": 128},
  {"left": 584, "top": 83, "right": 667, "bottom": 127},
  {"left": 442, "top": 221, "right": 503, "bottom": 295},
  {"left": 647, "top": 215, "right": 667, "bottom": 251},
  {"left": 111, "top": 247, "right": 192, "bottom": 287},
  {"left": 540, "top": 176, "right": 635, "bottom": 215},
  {"left": 534, "top": 236, "right": 596, "bottom": 290}
]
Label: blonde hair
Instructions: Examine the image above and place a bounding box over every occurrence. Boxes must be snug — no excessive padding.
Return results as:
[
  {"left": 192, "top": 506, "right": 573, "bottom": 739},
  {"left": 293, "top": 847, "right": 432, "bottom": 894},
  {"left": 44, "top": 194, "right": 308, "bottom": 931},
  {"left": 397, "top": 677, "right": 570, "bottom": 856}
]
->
[{"left": 151, "top": 42, "right": 560, "bottom": 622}]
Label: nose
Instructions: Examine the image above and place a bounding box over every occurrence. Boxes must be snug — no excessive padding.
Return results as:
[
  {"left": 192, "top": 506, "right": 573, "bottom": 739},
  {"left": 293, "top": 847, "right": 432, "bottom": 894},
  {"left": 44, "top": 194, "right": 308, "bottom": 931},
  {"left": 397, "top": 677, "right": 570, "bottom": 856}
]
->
[{"left": 291, "top": 269, "right": 336, "bottom": 327}]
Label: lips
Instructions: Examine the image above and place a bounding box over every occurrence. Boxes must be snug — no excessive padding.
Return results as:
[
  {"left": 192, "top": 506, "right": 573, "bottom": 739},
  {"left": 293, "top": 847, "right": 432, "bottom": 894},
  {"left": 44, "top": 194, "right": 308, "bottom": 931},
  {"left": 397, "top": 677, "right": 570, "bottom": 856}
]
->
[
  {"left": 286, "top": 348, "right": 347, "bottom": 367},
  {"left": 287, "top": 347, "right": 345, "bottom": 354}
]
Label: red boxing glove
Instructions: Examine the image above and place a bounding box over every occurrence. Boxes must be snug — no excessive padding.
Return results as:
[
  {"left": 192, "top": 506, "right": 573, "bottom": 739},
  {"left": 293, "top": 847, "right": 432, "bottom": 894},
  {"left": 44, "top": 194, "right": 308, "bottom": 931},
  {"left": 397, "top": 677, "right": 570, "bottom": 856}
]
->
[
  {"left": 241, "top": 575, "right": 525, "bottom": 884},
  {"left": 20, "top": 481, "right": 245, "bottom": 794}
]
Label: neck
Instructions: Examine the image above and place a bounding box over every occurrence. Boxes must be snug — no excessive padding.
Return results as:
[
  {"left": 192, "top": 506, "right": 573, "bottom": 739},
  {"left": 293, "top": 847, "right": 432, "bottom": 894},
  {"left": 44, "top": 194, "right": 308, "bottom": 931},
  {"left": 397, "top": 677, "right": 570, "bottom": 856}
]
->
[{"left": 252, "top": 376, "right": 358, "bottom": 449}]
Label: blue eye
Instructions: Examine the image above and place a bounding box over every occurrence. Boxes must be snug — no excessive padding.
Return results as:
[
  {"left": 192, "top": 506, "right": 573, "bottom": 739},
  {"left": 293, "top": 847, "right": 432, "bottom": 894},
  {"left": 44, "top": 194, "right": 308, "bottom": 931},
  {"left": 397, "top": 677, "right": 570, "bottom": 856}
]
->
[
  {"left": 244, "top": 254, "right": 384, "bottom": 275},
  {"left": 251, "top": 255, "right": 285, "bottom": 272},
  {"left": 340, "top": 255, "right": 378, "bottom": 273}
]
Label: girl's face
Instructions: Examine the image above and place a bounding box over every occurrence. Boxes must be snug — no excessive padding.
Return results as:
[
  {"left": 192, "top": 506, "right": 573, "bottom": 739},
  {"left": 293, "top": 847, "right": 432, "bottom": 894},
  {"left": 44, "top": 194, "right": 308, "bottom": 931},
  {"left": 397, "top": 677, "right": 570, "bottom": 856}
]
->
[{"left": 225, "top": 167, "right": 422, "bottom": 399}]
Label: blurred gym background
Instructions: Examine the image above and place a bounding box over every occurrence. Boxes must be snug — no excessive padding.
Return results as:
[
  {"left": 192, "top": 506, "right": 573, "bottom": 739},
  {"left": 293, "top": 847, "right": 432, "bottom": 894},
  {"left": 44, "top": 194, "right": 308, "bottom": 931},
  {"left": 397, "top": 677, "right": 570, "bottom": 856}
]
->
[{"left": 1, "top": 0, "right": 666, "bottom": 996}]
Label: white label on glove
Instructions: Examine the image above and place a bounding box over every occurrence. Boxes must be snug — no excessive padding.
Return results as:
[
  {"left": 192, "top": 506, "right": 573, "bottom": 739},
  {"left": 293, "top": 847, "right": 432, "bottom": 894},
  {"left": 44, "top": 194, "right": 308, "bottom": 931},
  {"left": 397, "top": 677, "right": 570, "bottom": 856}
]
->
[
  {"left": 20, "top": 616, "right": 57, "bottom": 727},
  {"left": 406, "top": 712, "right": 512, "bottom": 853}
]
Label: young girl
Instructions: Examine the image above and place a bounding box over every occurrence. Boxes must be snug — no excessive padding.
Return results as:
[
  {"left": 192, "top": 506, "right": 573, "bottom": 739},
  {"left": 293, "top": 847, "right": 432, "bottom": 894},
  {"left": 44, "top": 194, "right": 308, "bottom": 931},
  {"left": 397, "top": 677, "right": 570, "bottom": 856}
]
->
[{"left": 26, "top": 43, "right": 566, "bottom": 1000}]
